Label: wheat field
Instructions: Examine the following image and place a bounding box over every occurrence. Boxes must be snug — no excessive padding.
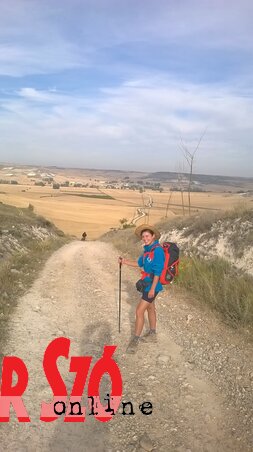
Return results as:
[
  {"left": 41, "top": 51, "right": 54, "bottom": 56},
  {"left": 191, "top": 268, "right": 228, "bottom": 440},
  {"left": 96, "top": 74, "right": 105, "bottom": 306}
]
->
[{"left": 0, "top": 183, "right": 251, "bottom": 239}]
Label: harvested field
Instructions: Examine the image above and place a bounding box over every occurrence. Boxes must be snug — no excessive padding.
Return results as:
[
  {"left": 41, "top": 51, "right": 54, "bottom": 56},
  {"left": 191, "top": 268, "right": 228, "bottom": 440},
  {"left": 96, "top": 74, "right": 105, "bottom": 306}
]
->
[{"left": 0, "top": 183, "right": 252, "bottom": 239}]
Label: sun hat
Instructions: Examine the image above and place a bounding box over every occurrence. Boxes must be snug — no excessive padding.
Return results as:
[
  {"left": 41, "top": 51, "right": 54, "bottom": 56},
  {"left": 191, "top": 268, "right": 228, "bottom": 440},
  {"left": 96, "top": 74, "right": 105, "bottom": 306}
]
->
[{"left": 135, "top": 224, "right": 161, "bottom": 240}]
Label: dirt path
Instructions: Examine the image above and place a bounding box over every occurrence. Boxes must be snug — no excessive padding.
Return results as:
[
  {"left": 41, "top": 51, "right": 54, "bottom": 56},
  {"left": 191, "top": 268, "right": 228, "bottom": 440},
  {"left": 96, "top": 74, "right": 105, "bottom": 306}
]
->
[{"left": 0, "top": 241, "right": 252, "bottom": 451}]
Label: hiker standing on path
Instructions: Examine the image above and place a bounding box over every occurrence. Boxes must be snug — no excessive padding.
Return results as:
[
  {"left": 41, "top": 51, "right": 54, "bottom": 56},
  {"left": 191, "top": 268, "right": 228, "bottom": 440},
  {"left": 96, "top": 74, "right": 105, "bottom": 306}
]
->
[{"left": 119, "top": 224, "right": 165, "bottom": 354}]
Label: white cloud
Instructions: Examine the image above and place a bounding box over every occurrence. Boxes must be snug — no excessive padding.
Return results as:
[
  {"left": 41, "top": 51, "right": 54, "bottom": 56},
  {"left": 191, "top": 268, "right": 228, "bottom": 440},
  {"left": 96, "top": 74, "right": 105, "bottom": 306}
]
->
[
  {"left": 0, "top": 43, "right": 86, "bottom": 77},
  {"left": 18, "top": 87, "right": 60, "bottom": 102},
  {"left": 0, "top": 77, "right": 252, "bottom": 176},
  {"left": 0, "top": 1, "right": 252, "bottom": 175},
  {"left": 0, "top": 1, "right": 87, "bottom": 76},
  {"left": 0, "top": 1, "right": 253, "bottom": 76}
]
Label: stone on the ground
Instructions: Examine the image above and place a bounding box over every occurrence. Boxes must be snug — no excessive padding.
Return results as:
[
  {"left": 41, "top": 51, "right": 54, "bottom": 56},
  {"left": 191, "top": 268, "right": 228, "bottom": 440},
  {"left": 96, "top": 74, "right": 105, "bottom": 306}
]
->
[{"left": 139, "top": 433, "right": 154, "bottom": 451}]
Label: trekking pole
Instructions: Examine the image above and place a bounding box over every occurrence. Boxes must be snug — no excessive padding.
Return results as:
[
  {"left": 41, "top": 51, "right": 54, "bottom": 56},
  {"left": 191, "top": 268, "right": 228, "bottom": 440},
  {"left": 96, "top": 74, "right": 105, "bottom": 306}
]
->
[{"left": 118, "top": 259, "right": 122, "bottom": 333}]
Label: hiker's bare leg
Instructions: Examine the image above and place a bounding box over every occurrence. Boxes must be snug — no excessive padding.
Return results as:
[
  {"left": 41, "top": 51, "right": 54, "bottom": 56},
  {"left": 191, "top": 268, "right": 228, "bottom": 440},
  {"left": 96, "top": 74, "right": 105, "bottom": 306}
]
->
[
  {"left": 147, "top": 302, "right": 156, "bottom": 330},
  {"left": 135, "top": 299, "right": 149, "bottom": 336}
]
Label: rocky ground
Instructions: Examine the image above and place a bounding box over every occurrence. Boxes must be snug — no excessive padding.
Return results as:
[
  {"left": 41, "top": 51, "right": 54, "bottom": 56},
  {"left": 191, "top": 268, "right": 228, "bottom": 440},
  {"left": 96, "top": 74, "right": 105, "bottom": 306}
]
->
[
  {"left": 164, "top": 213, "right": 253, "bottom": 276},
  {"left": 0, "top": 223, "right": 61, "bottom": 259},
  {"left": 0, "top": 241, "right": 252, "bottom": 451}
]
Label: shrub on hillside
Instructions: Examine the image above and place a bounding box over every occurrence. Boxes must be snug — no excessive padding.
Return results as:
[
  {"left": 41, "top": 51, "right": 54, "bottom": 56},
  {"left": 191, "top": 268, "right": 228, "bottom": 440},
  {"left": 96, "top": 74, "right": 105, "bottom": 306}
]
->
[{"left": 177, "top": 256, "right": 253, "bottom": 329}]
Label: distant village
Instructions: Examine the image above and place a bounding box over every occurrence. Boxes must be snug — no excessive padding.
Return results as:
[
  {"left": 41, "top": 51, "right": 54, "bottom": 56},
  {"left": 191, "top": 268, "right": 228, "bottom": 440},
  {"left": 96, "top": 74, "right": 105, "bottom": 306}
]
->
[
  {"left": 0, "top": 165, "right": 224, "bottom": 194},
  {"left": 0, "top": 166, "right": 164, "bottom": 192},
  {"left": 1, "top": 165, "right": 251, "bottom": 195}
]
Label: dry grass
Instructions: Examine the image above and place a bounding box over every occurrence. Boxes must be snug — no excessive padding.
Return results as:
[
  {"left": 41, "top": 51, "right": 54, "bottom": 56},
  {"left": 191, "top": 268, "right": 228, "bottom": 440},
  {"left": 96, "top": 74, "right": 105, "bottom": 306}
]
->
[
  {"left": 0, "top": 203, "right": 69, "bottom": 354},
  {"left": 101, "top": 226, "right": 141, "bottom": 259},
  {"left": 0, "top": 237, "right": 65, "bottom": 315},
  {"left": 157, "top": 204, "right": 253, "bottom": 237},
  {"left": 177, "top": 256, "right": 253, "bottom": 331}
]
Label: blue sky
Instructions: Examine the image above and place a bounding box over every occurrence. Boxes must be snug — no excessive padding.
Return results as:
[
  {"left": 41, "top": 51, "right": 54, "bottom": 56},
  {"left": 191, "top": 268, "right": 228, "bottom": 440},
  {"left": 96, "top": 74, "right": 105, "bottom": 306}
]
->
[{"left": 0, "top": 0, "right": 253, "bottom": 176}]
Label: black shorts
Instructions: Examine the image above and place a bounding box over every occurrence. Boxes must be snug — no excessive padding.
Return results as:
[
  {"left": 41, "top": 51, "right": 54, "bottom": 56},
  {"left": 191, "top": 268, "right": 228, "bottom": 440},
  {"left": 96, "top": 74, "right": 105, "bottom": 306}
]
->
[{"left": 142, "top": 291, "right": 158, "bottom": 303}]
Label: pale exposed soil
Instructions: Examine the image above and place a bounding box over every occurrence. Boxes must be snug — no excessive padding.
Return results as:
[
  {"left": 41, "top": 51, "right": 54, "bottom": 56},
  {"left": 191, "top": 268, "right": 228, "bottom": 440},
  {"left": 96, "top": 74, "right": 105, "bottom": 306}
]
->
[{"left": 0, "top": 241, "right": 252, "bottom": 451}]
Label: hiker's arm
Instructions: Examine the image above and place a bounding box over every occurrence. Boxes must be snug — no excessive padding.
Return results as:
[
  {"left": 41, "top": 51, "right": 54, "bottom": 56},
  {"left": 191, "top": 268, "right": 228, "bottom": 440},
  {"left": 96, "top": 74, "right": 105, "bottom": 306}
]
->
[
  {"left": 149, "top": 275, "right": 160, "bottom": 294},
  {"left": 118, "top": 257, "right": 139, "bottom": 267},
  {"left": 148, "top": 247, "right": 165, "bottom": 297}
]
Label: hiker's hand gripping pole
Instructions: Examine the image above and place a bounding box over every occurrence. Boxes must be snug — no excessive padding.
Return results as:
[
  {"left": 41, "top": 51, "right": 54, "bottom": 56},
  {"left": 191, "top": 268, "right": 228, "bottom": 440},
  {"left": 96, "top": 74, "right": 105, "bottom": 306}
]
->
[{"left": 119, "top": 257, "right": 139, "bottom": 268}]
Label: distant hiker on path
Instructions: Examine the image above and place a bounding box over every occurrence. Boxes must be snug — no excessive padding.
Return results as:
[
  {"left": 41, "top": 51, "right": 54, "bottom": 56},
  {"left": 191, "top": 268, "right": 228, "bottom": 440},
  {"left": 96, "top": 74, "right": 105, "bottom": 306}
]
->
[
  {"left": 118, "top": 224, "right": 165, "bottom": 354},
  {"left": 81, "top": 231, "right": 87, "bottom": 241}
]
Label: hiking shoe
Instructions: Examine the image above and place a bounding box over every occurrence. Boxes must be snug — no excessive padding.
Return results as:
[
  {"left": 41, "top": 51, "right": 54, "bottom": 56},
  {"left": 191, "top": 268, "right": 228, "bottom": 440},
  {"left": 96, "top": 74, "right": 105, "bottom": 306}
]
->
[
  {"left": 141, "top": 331, "right": 157, "bottom": 343},
  {"left": 126, "top": 337, "right": 140, "bottom": 354}
]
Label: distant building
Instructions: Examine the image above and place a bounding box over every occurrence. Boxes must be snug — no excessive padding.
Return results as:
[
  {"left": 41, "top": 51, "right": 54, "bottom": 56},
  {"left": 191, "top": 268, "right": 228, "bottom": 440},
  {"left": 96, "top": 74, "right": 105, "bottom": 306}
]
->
[{"left": 42, "top": 176, "right": 54, "bottom": 182}]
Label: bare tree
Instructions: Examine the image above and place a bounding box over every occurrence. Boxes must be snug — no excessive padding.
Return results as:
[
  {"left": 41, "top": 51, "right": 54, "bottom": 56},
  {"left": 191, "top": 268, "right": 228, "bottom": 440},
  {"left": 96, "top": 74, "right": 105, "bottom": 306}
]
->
[
  {"left": 177, "top": 164, "right": 186, "bottom": 216},
  {"left": 165, "top": 190, "right": 173, "bottom": 218},
  {"left": 180, "top": 129, "right": 207, "bottom": 215}
]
